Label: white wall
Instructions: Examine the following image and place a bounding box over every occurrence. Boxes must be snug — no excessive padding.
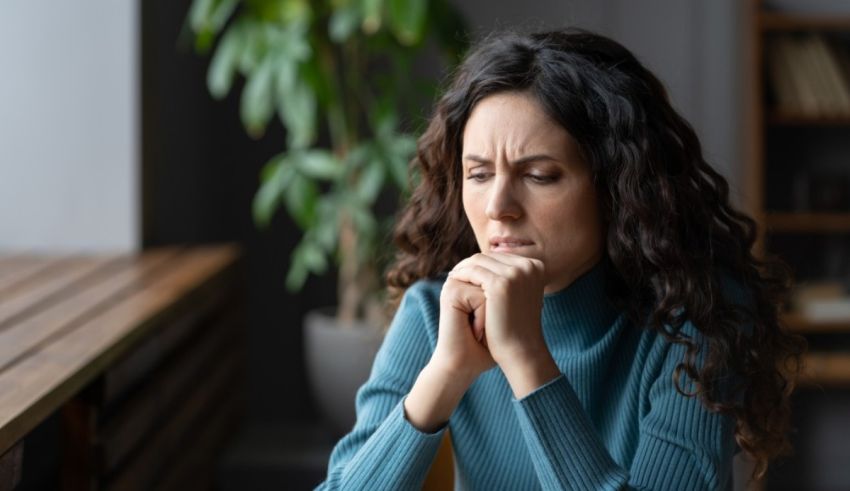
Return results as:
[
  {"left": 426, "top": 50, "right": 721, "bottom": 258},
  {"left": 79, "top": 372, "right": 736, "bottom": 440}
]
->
[{"left": 0, "top": 1, "right": 139, "bottom": 252}]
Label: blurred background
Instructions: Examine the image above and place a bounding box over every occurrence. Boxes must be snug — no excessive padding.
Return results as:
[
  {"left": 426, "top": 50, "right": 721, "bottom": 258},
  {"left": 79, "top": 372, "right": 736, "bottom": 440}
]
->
[{"left": 1, "top": 0, "right": 849, "bottom": 490}]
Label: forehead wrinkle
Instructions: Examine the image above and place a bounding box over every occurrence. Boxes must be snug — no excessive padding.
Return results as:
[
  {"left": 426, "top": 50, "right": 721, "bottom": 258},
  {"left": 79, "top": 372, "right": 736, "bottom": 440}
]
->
[
  {"left": 463, "top": 92, "right": 573, "bottom": 168},
  {"left": 464, "top": 128, "right": 556, "bottom": 160}
]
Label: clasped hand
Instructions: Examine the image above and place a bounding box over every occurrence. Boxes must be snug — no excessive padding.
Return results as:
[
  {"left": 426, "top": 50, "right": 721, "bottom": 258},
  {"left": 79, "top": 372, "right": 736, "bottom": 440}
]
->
[{"left": 435, "top": 252, "right": 553, "bottom": 385}]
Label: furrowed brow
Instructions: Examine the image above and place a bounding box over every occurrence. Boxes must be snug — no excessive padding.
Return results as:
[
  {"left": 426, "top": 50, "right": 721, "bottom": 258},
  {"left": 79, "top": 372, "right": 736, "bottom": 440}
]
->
[{"left": 463, "top": 154, "right": 560, "bottom": 166}]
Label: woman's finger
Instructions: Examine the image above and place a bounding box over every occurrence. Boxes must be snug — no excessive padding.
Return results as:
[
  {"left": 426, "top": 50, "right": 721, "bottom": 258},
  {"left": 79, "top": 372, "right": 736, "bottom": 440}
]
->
[
  {"left": 448, "top": 264, "right": 503, "bottom": 291},
  {"left": 486, "top": 252, "right": 544, "bottom": 272},
  {"left": 451, "top": 254, "right": 512, "bottom": 276}
]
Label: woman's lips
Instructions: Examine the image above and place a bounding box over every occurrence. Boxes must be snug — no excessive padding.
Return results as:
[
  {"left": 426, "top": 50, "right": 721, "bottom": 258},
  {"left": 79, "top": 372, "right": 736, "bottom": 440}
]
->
[{"left": 489, "top": 237, "right": 534, "bottom": 252}]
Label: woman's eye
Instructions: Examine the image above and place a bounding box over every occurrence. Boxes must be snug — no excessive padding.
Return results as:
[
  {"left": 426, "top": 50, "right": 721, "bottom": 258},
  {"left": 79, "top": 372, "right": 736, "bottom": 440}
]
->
[
  {"left": 467, "top": 173, "right": 491, "bottom": 182},
  {"left": 526, "top": 174, "right": 558, "bottom": 184}
]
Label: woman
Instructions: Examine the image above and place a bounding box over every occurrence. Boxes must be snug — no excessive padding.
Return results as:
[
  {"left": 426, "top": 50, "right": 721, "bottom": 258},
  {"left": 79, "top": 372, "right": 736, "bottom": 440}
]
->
[{"left": 316, "top": 28, "right": 805, "bottom": 490}]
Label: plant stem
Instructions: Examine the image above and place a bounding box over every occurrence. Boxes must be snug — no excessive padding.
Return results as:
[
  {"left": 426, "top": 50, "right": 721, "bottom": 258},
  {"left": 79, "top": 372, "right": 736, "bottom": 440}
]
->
[{"left": 326, "top": 37, "right": 371, "bottom": 326}]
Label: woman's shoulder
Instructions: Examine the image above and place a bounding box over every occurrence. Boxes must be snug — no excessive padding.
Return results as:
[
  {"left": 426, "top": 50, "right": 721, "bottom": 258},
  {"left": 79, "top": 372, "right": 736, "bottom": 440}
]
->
[
  {"left": 394, "top": 273, "right": 449, "bottom": 319},
  {"left": 401, "top": 273, "right": 449, "bottom": 303},
  {"left": 387, "top": 274, "right": 449, "bottom": 345}
]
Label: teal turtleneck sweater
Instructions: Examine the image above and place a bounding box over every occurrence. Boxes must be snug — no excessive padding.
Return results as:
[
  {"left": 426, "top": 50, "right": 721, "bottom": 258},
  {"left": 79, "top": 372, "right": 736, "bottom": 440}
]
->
[{"left": 316, "top": 261, "right": 748, "bottom": 490}]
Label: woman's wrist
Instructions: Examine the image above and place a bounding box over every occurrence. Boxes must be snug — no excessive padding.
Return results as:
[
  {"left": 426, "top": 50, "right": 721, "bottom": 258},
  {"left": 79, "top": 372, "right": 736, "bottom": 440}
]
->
[
  {"left": 403, "top": 360, "right": 475, "bottom": 433},
  {"left": 497, "top": 343, "right": 561, "bottom": 399}
]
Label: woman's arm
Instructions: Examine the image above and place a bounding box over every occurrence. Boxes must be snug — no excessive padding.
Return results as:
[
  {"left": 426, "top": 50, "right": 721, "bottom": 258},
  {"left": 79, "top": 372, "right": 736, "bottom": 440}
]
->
[
  {"left": 510, "top": 324, "right": 737, "bottom": 491},
  {"left": 316, "top": 274, "right": 495, "bottom": 490},
  {"left": 315, "top": 283, "right": 448, "bottom": 490}
]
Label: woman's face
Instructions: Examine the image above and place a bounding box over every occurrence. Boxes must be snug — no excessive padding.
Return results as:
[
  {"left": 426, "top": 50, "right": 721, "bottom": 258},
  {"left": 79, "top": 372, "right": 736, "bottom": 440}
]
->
[{"left": 461, "top": 91, "right": 605, "bottom": 293}]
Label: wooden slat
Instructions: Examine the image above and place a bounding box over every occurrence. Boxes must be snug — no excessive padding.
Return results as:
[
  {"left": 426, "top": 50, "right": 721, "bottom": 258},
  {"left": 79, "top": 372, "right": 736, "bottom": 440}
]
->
[
  {"left": 765, "top": 212, "right": 850, "bottom": 233},
  {"left": 800, "top": 352, "right": 850, "bottom": 387},
  {"left": 98, "top": 282, "right": 234, "bottom": 407},
  {"left": 783, "top": 312, "right": 850, "bottom": 334},
  {"left": 0, "top": 440, "right": 23, "bottom": 491},
  {"left": 0, "top": 248, "right": 180, "bottom": 373},
  {"left": 0, "top": 256, "right": 124, "bottom": 329},
  {"left": 0, "top": 256, "right": 68, "bottom": 296},
  {"left": 0, "top": 245, "right": 238, "bottom": 456},
  {"left": 0, "top": 254, "right": 38, "bottom": 275},
  {"left": 768, "top": 113, "right": 850, "bottom": 126},
  {"left": 104, "top": 352, "right": 242, "bottom": 491},
  {"left": 760, "top": 12, "right": 850, "bottom": 31},
  {"left": 60, "top": 396, "right": 98, "bottom": 491},
  {"left": 155, "top": 397, "right": 240, "bottom": 491},
  {"left": 99, "top": 307, "right": 240, "bottom": 472}
]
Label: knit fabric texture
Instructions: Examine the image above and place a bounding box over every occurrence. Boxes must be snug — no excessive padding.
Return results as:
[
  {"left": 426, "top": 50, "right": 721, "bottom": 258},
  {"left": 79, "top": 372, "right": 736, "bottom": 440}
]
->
[{"left": 316, "top": 261, "right": 749, "bottom": 490}]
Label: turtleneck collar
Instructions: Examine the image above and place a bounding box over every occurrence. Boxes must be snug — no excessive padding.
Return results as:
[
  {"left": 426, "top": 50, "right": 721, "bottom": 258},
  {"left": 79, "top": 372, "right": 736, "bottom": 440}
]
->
[{"left": 542, "top": 259, "right": 623, "bottom": 349}]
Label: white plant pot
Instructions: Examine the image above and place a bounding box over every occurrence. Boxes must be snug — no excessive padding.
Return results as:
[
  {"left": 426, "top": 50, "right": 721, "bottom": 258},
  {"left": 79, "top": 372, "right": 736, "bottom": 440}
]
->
[{"left": 304, "top": 307, "right": 385, "bottom": 436}]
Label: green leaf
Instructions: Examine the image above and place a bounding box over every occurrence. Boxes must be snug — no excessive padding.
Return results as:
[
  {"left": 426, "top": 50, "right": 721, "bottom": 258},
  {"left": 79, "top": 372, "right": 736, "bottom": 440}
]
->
[
  {"left": 189, "top": 0, "right": 239, "bottom": 52},
  {"left": 207, "top": 20, "right": 244, "bottom": 99},
  {"left": 329, "top": 4, "right": 360, "bottom": 42},
  {"left": 356, "top": 160, "right": 385, "bottom": 204},
  {"left": 269, "top": 21, "right": 311, "bottom": 61},
  {"left": 195, "top": 29, "right": 216, "bottom": 54},
  {"left": 209, "top": 0, "right": 239, "bottom": 32},
  {"left": 345, "top": 143, "right": 375, "bottom": 171},
  {"left": 387, "top": 0, "right": 427, "bottom": 46},
  {"left": 257, "top": 0, "right": 312, "bottom": 24},
  {"left": 236, "top": 19, "right": 264, "bottom": 73},
  {"left": 188, "top": 0, "right": 215, "bottom": 33},
  {"left": 296, "top": 150, "right": 342, "bottom": 180},
  {"left": 286, "top": 236, "right": 328, "bottom": 291},
  {"left": 285, "top": 258, "right": 309, "bottom": 291},
  {"left": 285, "top": 172, "right": 319, "bottom": 229},
  {"left": 252, "top": 155, "right": 296, "bottom": 228},
  {"left": 277, "top": 72, "right": 317, "bottom": 149},
  {"left": 360, "top": 0, "right": 383, "bottom": 34},
  {"left": 314, "top": 199, "right": 340, "bottom": 251},
  {"left": 300, "top": 239, "right": 328, "bottom": 273},
  {"left": 240, "top": 54, "right": 276, "bottom": 138}
]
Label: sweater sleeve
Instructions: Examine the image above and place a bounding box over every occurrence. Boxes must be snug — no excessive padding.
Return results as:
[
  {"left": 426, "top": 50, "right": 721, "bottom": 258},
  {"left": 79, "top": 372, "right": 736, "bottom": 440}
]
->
[
  {"left": 315, "top": 282, "right": 446, "bottom": 490},
  {"left": 511, "top": 323, "right": 737, "bottom": 491}
]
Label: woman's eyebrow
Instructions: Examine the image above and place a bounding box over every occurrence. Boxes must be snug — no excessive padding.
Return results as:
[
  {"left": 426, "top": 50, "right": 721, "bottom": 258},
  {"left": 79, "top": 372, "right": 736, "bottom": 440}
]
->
[{"left": 463, "top": 154, "right": 561, "bottom": 166}]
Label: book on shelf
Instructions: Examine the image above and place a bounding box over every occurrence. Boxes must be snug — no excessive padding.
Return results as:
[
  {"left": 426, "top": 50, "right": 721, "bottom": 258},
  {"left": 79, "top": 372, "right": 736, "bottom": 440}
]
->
[
  {"left": 790, "top": 280, "right": 850, "bottom": 323},
  {"left": 766, "top": 33, "right": 850, "bottom": 118},
  {"left": 800, "top": 298, "right": 850, "bottom": 323}
]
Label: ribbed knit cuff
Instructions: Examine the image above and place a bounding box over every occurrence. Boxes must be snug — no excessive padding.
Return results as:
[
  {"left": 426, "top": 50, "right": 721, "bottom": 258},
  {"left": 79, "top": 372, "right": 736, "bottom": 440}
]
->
[
  {"left": 513, "top": 374, "right": 628, "bottom": 490},
  {"left": 340, "top": 397, "right": 445, "bottom": 489}
]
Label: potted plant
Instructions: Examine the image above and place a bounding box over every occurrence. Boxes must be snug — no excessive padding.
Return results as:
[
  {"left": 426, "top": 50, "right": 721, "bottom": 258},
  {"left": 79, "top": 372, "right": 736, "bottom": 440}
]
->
[{"left": 186, "top": 0, "right": 467, "bottom": 434}]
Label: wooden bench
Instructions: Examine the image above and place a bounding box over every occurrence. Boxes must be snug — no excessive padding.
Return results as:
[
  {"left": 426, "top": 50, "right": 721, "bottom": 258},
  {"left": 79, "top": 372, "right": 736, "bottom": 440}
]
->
[{"left": 0, "top": 244, "right": 244, "bottom": 490}]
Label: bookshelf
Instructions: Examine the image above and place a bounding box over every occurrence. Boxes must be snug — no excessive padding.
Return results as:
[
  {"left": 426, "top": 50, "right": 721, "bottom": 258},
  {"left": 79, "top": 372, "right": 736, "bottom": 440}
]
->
[
  {"left": 746, "top": 0, "right": 850, "bottom": 389},
  {"left": 760, "top": 12, "right": 850, "bottom": 32}
]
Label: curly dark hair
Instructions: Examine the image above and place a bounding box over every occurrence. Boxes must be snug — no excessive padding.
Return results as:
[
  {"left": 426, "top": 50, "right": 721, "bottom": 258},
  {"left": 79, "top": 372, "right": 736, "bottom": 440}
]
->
[{"left": 385, "top": 28, "right": 807, "bottom": 480}]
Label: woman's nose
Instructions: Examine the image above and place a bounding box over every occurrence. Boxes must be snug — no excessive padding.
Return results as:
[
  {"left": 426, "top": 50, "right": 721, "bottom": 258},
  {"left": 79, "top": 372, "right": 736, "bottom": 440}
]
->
[{"left": 484, "top": 176, "right": 522, "bottom": 221}]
